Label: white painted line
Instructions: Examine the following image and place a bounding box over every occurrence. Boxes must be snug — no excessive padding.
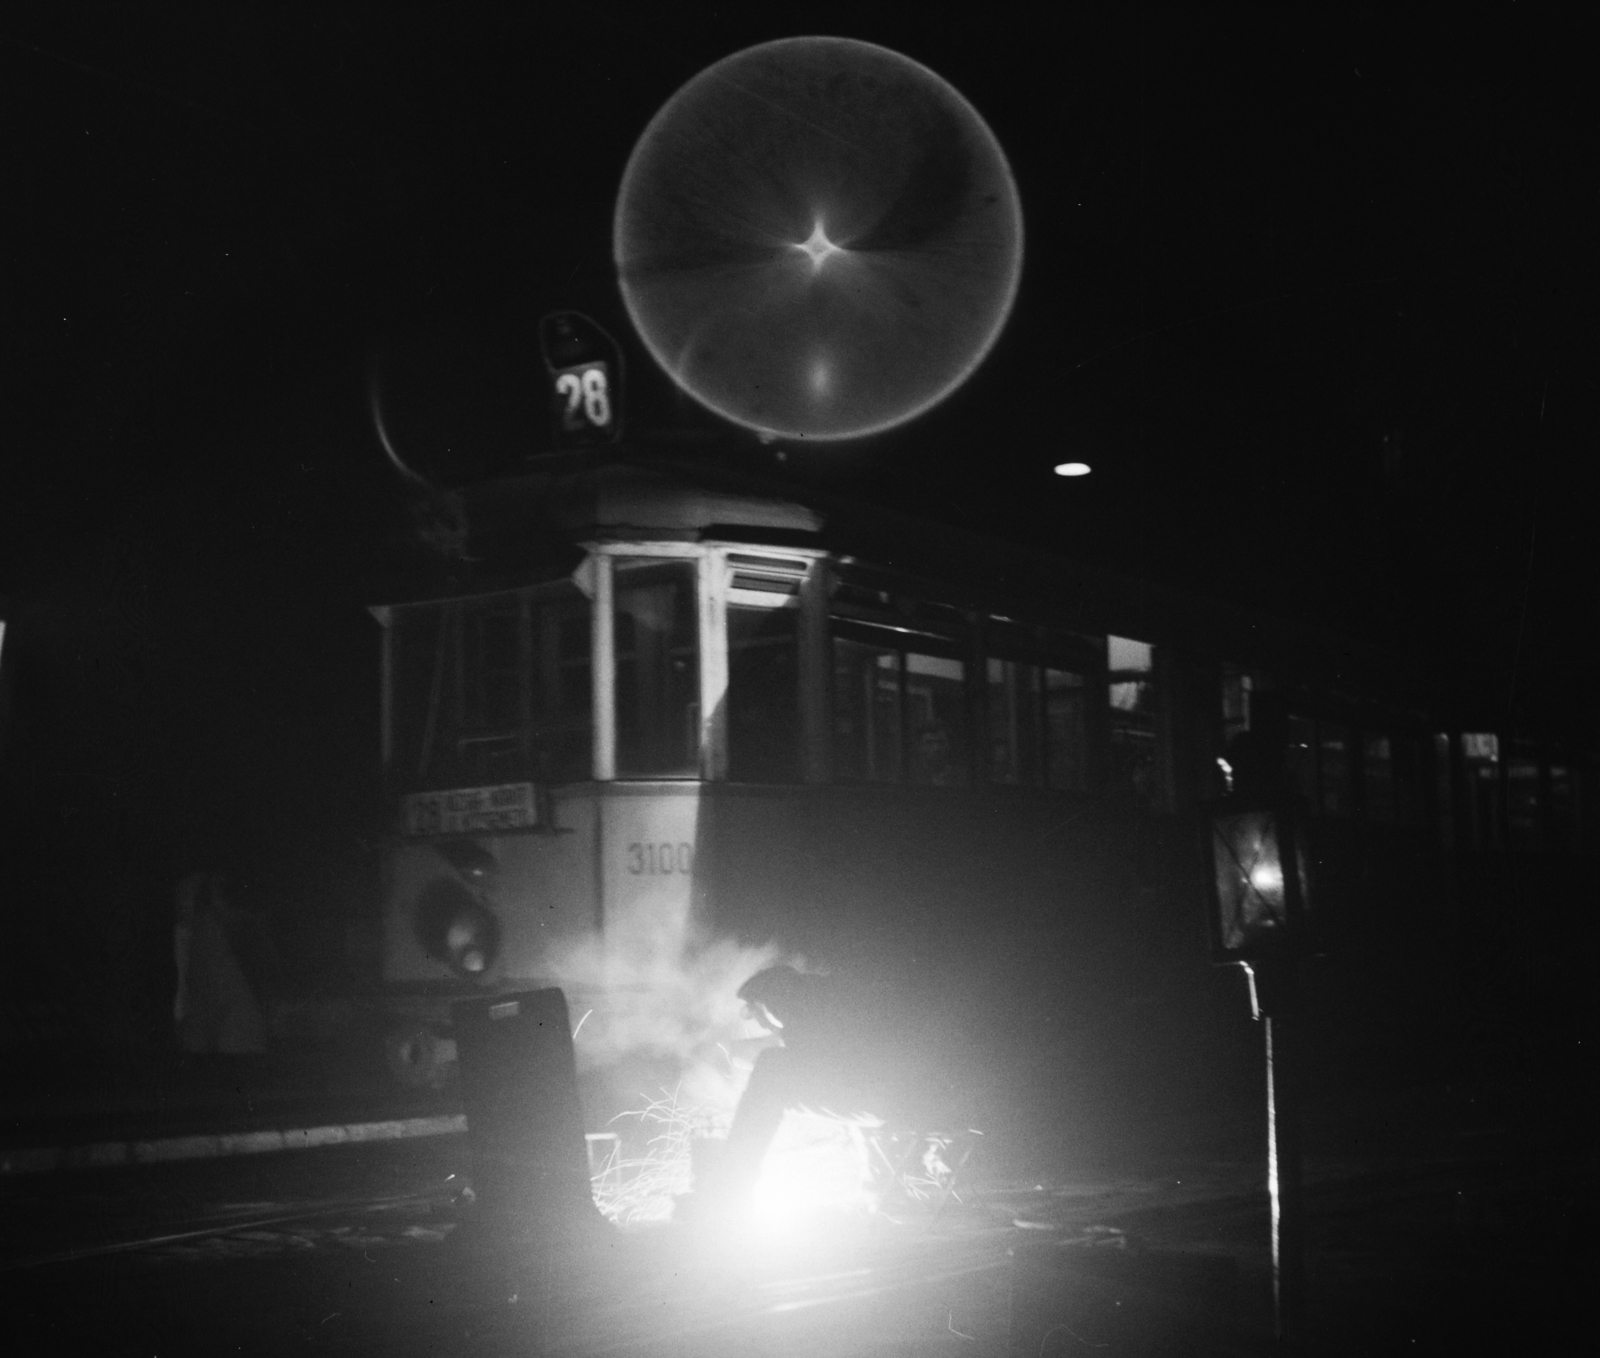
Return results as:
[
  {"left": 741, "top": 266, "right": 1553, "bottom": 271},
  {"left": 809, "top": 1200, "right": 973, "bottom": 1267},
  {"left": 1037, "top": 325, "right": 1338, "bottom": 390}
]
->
[
  {"left": 0, "top": 1112, "right": 468, "bottom": 1176},
  {"left": 66, "top": 1142, "right": 131, "bottom": 1170},
  {"left": 0, "top": 1147, "right": 61, "bottom": 1175},
  {"left": 283, "top": 1125, "right": 349, "bottom": 1151},
  {"left": 344, "top": 1119, "right": 410, "bottom": 1142},
  {"left": 218, "top": 1130, "right": 285, "bottom": 1156},
  {"left": 136, "top": 1135, "right": 222, "bottom": 1164}
]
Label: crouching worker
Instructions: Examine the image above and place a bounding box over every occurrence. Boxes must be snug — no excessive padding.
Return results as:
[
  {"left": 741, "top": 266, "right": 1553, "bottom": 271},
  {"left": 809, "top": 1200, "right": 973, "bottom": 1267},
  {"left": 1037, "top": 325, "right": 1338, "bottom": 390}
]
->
[{"left": 683, "top": 963, "right": 944, "bottom": 1222}]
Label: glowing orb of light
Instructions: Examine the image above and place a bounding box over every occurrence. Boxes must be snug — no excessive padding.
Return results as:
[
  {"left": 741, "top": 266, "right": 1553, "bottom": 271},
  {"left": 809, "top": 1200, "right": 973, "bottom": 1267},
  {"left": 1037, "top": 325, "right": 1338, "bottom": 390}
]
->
[
  {"left": 1054, "top": 461, "right": 1092, "bottom": 477},
  {"left": 614, "top": 36, "right": 1024, "bottom": 442}
]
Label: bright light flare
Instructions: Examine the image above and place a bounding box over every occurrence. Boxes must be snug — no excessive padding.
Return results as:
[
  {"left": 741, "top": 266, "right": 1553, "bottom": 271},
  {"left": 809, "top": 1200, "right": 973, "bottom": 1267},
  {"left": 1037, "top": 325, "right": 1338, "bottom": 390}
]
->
[
  {"left": 1249, "top": 861, "right": 1285, "bottom": 895},
  {"left": 794, "top": 221, "right": 844, "bottom": 274},
  {"left": 1054, "top": 461, "right": 1091, "bottom": 477},
  {"left": 749, "top": 1109, "right": 882, "bottom": 1234}
]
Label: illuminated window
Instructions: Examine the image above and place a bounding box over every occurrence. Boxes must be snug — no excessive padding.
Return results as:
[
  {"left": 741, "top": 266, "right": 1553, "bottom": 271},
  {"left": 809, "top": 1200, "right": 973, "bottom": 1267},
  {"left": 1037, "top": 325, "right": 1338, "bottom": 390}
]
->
[
  {"left": 1107, "top": 636, "right": 1157, "bottom": 807},
  {"left": 615, "top": 560, "right": 699, "bottom": 778}
]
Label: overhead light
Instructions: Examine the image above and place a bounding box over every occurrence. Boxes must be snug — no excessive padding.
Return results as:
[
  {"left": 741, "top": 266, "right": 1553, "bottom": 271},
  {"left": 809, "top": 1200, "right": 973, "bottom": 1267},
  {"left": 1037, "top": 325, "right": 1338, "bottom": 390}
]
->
[{"left": 1054, "top": 462, "right": 1091, "bottom": 477}]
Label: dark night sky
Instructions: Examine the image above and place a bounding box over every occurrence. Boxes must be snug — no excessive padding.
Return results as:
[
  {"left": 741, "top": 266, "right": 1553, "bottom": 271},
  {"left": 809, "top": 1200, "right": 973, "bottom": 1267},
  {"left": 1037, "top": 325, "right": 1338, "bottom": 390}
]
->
[{"left": 2, "top": 5, "right": 1593, "bottom": 895}]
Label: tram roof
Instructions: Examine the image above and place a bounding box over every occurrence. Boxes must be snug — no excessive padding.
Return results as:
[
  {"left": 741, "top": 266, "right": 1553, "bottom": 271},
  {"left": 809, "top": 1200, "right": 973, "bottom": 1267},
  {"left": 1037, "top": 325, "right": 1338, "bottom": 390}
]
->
[{"left": 393, "top": 450, "right": 1427, "bottom": 716}]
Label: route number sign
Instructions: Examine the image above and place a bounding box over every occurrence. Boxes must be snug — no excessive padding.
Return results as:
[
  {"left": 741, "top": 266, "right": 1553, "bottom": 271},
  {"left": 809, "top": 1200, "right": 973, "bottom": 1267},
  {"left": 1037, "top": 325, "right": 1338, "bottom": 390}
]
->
[
  {"left": 540, "top": 311, "right": 623, "bottom": 449},
  {"left": 552, "top": 361, "right": 614, "bottom": 436}
]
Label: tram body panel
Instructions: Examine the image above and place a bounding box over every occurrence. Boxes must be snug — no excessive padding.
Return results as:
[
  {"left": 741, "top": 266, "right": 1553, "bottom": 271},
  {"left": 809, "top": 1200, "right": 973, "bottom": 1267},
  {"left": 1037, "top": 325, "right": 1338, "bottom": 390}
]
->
[
  {"left": 379, "top": 787, "right": 599, "bottom": 986},
  {"left": 688, "top": 784, "right": 1178, "bottom": 1003}
]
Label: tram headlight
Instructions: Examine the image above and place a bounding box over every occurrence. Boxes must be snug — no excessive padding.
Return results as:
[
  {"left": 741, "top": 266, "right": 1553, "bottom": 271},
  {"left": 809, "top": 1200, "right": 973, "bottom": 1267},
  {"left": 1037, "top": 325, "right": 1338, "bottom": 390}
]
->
[{"left": 415, "top": 878, "right": 502, "bottom": 980}]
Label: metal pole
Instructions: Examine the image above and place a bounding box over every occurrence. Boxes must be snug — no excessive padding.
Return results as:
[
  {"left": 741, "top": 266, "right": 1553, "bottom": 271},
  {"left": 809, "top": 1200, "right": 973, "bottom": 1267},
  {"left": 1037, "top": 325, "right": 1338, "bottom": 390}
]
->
[{"left": 1263, "top": 977, "right": 1306, "bottom": 1346}]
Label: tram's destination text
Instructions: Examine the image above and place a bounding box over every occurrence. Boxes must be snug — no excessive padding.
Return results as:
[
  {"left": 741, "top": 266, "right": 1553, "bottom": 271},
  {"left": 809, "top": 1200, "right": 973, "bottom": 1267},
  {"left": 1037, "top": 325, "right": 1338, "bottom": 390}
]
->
[{"left": 403, "top": 782, "right": 538, "bottom": 836}]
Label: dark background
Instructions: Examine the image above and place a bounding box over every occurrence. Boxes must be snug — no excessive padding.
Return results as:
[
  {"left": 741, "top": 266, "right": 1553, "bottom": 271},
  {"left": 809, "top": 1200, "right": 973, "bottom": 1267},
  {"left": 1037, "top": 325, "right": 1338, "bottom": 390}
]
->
[{"left": 1, "top": 5, "right": 1592, "bottom": 1029}]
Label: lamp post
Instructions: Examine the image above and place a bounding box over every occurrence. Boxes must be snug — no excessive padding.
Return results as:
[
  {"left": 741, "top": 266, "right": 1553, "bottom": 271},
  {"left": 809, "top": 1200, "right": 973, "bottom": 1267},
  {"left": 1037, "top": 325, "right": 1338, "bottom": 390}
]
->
[{"left": 1208, "top": 775, "right": 1313, "bottom": 1348}]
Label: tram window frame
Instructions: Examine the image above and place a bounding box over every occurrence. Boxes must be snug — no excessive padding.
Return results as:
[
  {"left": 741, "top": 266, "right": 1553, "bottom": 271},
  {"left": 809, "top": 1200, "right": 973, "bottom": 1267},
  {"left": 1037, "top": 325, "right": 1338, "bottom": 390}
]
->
[
  {"left": 1548, "top": 762, "right": 1578, "bottom": 853},
  {"left": 726, "top": 602, "right": 802, "bottom": 784},
  {"left": 831, "top": 630, "right": 904, "bottom": 783},
  {"left": 1432, "top": 732, "right": 1456, "bottom": 850},
  {"left": 986, "top": 656, "right": 1091, "bottom": 792},
  {"left": 1361, "top": 732, "right": 1397, "bottom": 823},
  {"left": 829, "top": 621, "right": 971, "bottom": 787},
  {"left": 386, "top": 582, "right": 593, "bottom": 792},
  {"left": 613, "top": 558, "right": 701, "bottom": 780},
  {"left": 1317, "top": 723, "right": 1352, "bottom": 817},
  {"left": 1506, "top": 741, "right": 1543, "bottom": 851},
  {"left": 905, "top": 649, "right": 968, "bottom": 786},
  {"left": 986, "top": 657, "right": 1041, "bottom": 787},
  {"left": 1460, "top": 731, "right": 1503, "bottom": 850},
  {"left": 1221, "top": 664, "right": 1255, "bottom": 745},
  {"left": 1107, "top": 636, "right": 1159, "bottom": 809}
]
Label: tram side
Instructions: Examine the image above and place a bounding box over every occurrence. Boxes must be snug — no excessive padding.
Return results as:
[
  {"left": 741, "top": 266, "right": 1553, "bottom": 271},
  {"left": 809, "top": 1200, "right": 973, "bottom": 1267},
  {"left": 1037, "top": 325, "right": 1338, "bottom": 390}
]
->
[{"left": 366, "top": 467, "right": 1591, "bottom": 1151}]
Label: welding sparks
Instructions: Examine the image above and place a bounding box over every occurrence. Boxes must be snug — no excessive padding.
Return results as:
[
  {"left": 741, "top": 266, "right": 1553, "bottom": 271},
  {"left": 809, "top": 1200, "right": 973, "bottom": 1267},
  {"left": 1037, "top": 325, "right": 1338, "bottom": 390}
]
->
[{"left": 749, "top": 1109, "right": 883, "bottom": 1230}]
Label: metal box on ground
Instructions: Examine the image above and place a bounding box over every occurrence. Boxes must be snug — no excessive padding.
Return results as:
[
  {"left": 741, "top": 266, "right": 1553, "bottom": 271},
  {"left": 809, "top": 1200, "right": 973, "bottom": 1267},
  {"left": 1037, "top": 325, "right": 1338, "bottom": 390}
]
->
[{"left": 451, "top": 987, "right": 604, "bottom": 1237}]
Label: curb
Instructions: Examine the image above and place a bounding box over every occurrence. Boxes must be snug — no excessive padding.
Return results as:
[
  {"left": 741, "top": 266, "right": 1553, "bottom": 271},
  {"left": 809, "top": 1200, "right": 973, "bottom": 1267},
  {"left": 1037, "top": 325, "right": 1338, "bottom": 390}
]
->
[{"left": 0, "top": 1113, "right": 468, "bottom": 1177}]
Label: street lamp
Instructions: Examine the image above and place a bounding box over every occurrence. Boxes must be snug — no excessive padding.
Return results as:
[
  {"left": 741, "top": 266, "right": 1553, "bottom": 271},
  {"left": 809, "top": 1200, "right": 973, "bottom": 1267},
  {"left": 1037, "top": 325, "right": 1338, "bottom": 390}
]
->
[{"left": 1207, "top": 775, "right": 1314, "bottom": 1347}]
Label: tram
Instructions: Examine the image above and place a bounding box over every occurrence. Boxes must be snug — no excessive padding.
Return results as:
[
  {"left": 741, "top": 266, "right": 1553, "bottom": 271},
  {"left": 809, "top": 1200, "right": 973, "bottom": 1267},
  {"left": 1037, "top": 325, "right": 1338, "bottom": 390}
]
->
[{"left": 361, "top": 443, "right": 1599, "bottom": 1146}]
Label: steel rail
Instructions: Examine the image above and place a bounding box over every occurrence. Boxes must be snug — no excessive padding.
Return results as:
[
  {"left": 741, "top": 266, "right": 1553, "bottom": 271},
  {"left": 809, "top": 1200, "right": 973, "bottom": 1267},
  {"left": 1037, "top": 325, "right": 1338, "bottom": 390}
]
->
[{"left": 0, "top": 1181, "right": 457, "bottom": 1274}]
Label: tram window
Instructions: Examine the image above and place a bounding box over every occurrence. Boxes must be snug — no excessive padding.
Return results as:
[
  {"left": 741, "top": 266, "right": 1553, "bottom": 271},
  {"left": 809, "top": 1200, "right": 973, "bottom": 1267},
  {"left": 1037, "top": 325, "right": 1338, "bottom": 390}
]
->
[
  {"left": 614, "top": 560, "right": 699, "bottom": 778},
  {"left": 833, "top": 637, "right": 902, "bottom": 782},
  {"left": 906, "top": 652, "right": 967, "bottom": 786},
  {"left": 1548, "top": 765, "right": 1576, "bottom": 852},
  {"left": 1390, "top": 734, "right": 1421, "bottom": 825},
  {"left": 1043, "top": 668, "right": 1088, "bottom": 792},
  {"left": 1221, "top": 664, "right": 1253, "bottom": 743},
  {"left": 462, "top": 599, "right": 522, "bottom": 733},
  {"left": 540, "top": 601, "right": 592, "bottom": 782},
  {"left": 1286, "top": 716, "right": 1317, "bottom": 805},
  {"left": 1507, "top": 745, "right": 1542, "bottom": 850},
  {"left": 1432, "top": 732, "right": 1456, "bottom": 850},
  {"left": 1318, "top": 725, "right": 1351, "bottom": 816},
  {"left": 1362, "top": 734, "right": 1396, "bottom": 823},
  {"left": 987, "top": 659, "right": 1041, "bottom": 785},
  {"left": 1461, "top": 732, "right": 1501, "bottom": 850},
  {"left": 1108, "top": 636, "right": 1157, "bottom": 806},
  {"left": 391, "top": 589, "right": 593, "bottom": 789},
  {"left": 393, "top": 605, "right": 447, "bottom": 783},
  {"left": 727, "top": 605, "right": 800, "bottom": 783}
]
